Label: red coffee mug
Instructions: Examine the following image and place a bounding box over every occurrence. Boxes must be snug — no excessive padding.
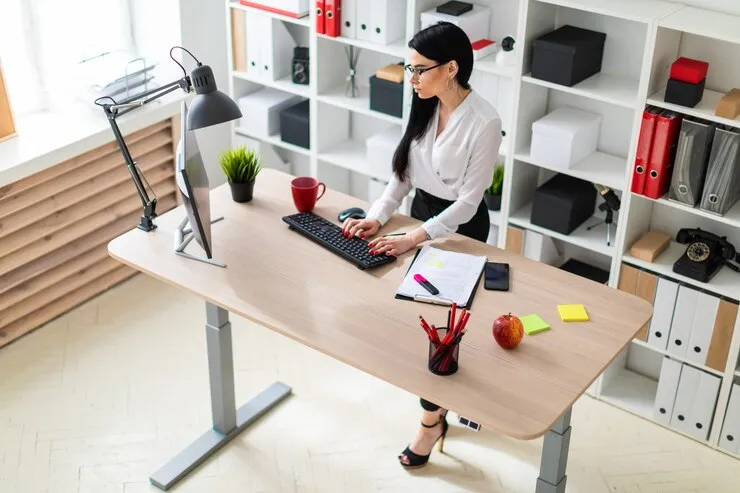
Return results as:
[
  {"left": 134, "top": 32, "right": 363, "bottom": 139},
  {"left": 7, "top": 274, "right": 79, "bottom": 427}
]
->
[{"left": 291, "top": 176, "right": 326, "bottom": 212}]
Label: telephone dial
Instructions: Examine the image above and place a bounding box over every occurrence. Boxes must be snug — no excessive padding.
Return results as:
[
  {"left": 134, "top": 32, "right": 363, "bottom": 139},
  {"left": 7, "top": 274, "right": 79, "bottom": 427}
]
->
[{"left": 673, "top": 228, "right": 740, "bottom": 283}]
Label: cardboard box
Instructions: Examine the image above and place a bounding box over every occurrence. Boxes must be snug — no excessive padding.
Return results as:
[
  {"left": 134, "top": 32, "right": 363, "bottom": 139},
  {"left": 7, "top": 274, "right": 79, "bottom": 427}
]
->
[
  {"left": 376, "top": 64, "right": 404, "bottom": 84},
  {"left": 716, "top": 88, "right": 740, "bottom": 119},
  {"left": 629, "top": 230, "right": 671, "bottom": 262}
]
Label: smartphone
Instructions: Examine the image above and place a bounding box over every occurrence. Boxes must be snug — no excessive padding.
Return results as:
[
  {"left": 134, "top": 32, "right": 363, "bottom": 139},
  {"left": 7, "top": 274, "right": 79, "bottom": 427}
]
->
[{"left": 484, "top": 262, "right": 510, "bottom": 291}]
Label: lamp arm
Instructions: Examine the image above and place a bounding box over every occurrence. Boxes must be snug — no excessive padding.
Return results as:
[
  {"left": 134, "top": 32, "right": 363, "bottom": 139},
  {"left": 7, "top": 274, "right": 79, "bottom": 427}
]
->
[
  {"left": 107, "top": 77, "right": 190, "bottom": 117},
  {"left": 97, "top": 77, "right": 190, "bottom": 232}
]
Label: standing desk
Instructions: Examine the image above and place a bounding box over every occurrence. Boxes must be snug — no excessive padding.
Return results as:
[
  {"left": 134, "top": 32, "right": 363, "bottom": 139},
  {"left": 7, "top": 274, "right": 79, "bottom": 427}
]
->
[{"left": 108, "top": 168, "right": 652, "bottom": 492}]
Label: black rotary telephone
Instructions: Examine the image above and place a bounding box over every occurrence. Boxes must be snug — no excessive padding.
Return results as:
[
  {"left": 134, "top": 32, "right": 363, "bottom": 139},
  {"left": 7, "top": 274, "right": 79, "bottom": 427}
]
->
[{"left": 673, "top": 228, "right": 740, "bottom": 283}]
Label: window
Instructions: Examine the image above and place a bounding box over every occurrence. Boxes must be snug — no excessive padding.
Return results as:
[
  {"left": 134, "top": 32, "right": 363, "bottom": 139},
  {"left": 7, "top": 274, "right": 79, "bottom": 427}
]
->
[{"left": 0, "top": 0, "right": 135, "bottom": 116}]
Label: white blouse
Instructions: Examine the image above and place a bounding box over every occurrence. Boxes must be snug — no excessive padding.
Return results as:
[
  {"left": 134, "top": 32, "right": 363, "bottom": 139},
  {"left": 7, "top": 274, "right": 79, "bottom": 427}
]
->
[{"left": 366, "top": 90, "right": 503, "bottom": 240}]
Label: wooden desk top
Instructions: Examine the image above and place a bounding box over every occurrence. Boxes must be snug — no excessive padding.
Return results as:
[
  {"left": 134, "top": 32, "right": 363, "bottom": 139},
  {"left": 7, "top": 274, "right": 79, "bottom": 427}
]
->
[{"left": 108, "top": 169, "right": 652, "bottom": 440}]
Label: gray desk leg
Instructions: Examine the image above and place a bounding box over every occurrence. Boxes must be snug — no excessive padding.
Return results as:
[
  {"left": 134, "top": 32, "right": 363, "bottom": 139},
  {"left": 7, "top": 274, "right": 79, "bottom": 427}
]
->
[
  {"left": 150, "top": 302, "right": 292, "bottom": 491},
  {"left": 535, "top": 407, "right": 572, "bottom": 493}
]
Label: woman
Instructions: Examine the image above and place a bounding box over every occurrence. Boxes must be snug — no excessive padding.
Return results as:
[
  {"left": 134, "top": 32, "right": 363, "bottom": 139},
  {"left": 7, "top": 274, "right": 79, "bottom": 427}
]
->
[{"left": 341, "top": 22, "right": 503, "bottom": 467}]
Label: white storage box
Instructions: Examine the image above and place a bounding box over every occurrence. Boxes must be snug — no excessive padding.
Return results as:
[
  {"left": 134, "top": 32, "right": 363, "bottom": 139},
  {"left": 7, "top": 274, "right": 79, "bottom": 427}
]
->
[
  {"left": 530, "top": 107, "right": 601, "bottom": 168},
  {"left": 237, "top": 88, "right": 303, "bottom": 138},
  {"left": 420, "top": 5, "right": 491, "bottom": 45},
  {"left": 366, "top": 126, "right": 402, "bottom": 181},
  {"left": 355, "top": 0, "right": 406, "bottom": 45},
  {"left": 240, "top": 0, "right": 309, "bottom": 18}
]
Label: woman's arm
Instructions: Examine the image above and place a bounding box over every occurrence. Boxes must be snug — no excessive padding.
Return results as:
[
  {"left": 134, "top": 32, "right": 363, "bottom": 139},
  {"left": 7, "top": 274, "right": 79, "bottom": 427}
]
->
[
  {"left": 422, "top": 119, "right": 503, "bottom": 240},
  {"left": 365, "top": 172, "right": 413, "bottom": 226}
]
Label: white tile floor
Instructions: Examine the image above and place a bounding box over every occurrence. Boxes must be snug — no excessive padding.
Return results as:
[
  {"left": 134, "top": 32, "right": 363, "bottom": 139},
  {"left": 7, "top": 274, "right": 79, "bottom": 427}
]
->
[{"left": 1, "top": 274, "right": 739, "bottom": 493}]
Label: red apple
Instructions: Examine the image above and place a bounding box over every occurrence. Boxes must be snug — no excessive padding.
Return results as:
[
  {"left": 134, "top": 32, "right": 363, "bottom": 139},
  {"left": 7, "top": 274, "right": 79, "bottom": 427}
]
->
[{"left": 493, "top": 313, "right": 524, "bottom": 349}]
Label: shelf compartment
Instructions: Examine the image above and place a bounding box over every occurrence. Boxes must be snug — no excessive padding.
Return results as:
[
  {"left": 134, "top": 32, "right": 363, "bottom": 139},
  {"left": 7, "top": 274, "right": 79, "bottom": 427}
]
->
[
  {"left": 631, "top": 339, "right": 724, "bottom": 378},
  {"left": 473, "top": 55, "right": 517, "bottom": 78},
  {"left": 622, "top": 241, "right": 740, "bottom": 301},
  {"left": 515, "top": 146, "right": 626, "bottom": 191},
  {"left": 599, "top": 368, "right": 658, "bottom": 420},
  {"left": 488, "top": 209, "right": 501, "bottom": 226},
  {"left": 533, "top": 0, "right": 681, "bottom": 24},
  {"left": 318, "top": 139, "right": 391, "bottom": 182},
  {"left": 638, "top": 194, "right": 740, "bottom": 231},
  {"left": 316, "top": 84, "right": 403, "bottom": 125},
  {"left": 647, "top": 87, "right": 740, "bottom": 130},
  {"left": 522, "top": 72, "right": 639, "bottom": 109},
  {"left": 658, "top": 6, "right": 740, "bottom": 45},
  {"left": 233, "top": 71, "right": 311, "bottom": 98},
  {"left": 508, "top": 202, "right": 615, "bottom": 257},
  {"left": 234, "top": 128, "right": 311, "bottom": 156},
  {"left": 316, "top": 34, "right": 407, "bottom": 59},
  {"left": 229, "top": 1, "right": 310, "bottom": 27}
]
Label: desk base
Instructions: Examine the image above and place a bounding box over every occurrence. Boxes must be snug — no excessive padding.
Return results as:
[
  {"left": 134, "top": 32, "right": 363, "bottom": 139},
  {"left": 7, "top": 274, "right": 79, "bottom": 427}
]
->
[
  {"left": 150, "top": 382, "right": 291, "bottom": 490},
  {"left": 536, "top": 407, "right": 572, "bottom": 493},
  {"left": 149, "top": 301, "right": 291, "bottom": 491}
]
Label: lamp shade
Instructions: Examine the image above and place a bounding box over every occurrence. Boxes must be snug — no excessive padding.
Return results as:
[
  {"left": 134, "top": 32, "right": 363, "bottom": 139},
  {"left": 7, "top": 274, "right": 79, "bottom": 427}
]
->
[{"left": 187, "top": 64, "right": 242, "bottom": 130}]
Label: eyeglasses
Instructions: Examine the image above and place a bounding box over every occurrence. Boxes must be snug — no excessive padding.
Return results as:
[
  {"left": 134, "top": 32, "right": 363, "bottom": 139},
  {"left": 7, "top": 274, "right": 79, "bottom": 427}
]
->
[{"left": 403, "top": 63, "right": 444, "bottom": 78}]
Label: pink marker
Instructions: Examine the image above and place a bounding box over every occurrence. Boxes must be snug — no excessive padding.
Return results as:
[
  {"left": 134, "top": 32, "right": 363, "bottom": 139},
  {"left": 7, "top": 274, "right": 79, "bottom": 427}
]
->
[{"left": 414, "top": 274, "right": 439, "bottom": 295}]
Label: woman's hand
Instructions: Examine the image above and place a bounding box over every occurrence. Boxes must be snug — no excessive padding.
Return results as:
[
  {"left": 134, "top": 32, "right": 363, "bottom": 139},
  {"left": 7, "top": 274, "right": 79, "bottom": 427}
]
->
[
  {"left": 342, "top": 217, "right": 381, "bottom": 238},
  {"left": 367, "top": 228, "right": 427, "bottom": 257}
]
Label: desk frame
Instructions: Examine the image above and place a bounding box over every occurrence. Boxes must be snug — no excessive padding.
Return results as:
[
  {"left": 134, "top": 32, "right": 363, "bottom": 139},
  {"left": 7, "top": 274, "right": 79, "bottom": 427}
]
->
[{"left": 149, "top": 302, "right": 291, "bottom": 490}]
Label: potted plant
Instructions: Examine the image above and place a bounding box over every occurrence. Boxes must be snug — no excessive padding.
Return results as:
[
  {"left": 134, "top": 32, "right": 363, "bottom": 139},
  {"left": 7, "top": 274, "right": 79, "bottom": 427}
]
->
[
  {"left": 484, "top": 164, "right": 504, "bottom": 211},
  {"left": 218, "top": 146, "right": 262, "bottom": 203}
]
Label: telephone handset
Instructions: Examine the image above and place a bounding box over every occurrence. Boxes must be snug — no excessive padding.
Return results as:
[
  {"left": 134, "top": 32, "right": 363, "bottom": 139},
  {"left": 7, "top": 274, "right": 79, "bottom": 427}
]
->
[{"left": 673, "top": 227, "right": 740, "bottom": 283}]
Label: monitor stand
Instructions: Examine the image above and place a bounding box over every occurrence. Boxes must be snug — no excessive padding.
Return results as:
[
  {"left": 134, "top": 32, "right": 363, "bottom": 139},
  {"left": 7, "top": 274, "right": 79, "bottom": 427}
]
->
[{"left": 174, "top": 216, "right": 226, "bottom": 267}]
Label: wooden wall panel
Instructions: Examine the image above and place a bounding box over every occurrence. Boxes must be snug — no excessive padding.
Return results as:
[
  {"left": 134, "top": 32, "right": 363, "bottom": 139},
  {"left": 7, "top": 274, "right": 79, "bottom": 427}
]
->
[{"left": 0, "top": 117, "right": 180, "bottom": 348}]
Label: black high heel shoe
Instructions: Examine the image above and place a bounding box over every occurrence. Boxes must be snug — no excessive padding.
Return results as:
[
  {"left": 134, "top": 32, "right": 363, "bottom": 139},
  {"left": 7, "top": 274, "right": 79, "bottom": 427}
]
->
[{"left": 398, "top": 413, "right": 448, "bottom": 468}]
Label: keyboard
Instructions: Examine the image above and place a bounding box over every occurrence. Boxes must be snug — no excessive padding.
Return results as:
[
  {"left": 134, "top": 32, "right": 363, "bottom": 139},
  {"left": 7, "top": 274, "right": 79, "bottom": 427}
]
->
[{"left": 282, "top": 212, "right": 397, "bottom": 270}]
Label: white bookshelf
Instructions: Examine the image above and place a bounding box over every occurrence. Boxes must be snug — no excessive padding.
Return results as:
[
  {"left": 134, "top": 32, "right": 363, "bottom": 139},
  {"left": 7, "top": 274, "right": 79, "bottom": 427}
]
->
[
  {"left": 647, "top": 87, "right": 740, "bottom": 129},
  {"left": 224, "top": 0, "right": 740, "bottom": 458}
]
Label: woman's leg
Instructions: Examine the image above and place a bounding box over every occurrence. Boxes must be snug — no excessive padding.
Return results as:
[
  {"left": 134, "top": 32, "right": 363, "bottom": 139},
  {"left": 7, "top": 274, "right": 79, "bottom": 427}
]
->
[{"left": 399, "top": 191, "right": 448, "bottom": 465}]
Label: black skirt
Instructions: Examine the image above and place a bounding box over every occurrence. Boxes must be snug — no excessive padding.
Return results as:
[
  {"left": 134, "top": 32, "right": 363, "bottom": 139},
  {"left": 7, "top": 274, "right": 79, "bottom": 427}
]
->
[{"left": 410, "top": 188, "right": 490, "bottom": 243}]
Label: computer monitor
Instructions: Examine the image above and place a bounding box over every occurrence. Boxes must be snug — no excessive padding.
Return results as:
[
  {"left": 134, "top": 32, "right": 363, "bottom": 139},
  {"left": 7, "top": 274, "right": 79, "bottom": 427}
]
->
[{"left": 176, "top": 101, "right": 213, "bottom": 259}]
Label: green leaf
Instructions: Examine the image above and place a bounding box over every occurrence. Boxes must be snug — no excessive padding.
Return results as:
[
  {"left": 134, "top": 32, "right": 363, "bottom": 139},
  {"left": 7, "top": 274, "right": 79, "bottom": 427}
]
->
[{"left": 218, "top": 146, "right": 262, "bottom": 183}]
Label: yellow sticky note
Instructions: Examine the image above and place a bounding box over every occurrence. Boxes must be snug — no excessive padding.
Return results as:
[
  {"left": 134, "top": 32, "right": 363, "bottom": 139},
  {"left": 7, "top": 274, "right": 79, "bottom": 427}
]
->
[{"left": 558, "top": 304, "right": 589, "bottom": 322}]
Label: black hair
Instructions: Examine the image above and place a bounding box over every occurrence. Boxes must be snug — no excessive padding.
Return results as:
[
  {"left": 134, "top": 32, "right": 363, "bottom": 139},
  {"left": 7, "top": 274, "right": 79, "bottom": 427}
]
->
[{"left": 392, "top": 22, "right": 474, "bottom": 182}]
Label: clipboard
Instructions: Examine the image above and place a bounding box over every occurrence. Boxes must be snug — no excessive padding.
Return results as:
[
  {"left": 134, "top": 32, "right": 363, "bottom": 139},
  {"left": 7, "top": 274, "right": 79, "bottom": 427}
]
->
[{"left": 394, "top": 248, "right": 486, "bottom": 309}]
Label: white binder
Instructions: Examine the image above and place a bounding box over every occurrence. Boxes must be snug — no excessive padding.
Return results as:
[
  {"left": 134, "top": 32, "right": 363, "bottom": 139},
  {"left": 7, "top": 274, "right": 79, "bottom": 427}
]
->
[
  {"left": 667, "top": 285, "right": 699, "bottom": 358},
  {"left": 356, "top": 0, "right": 404, "bottom": 45},
  {"left": 685, "top": 291, "right": 720, "bottom": 366},
  {"left": 355, "top": 1, "right": 373, "bottom": 42},
  {"left": 261, "top": 18, "right": 296, "bottom": 80},
  {"left": 652, "top": 357, "right": 682, "bottom": 425},
  {"left": 647, "top": 278, "right": 678, "bottom": 350},
  {"left": 670, "top": 364, "right": 701, "bottom": 434},
  {"left": 245, "top": 11, "right": 263, "bottom": 75},
  {"left": 340, "top": 0, "right": 357, "bottom": 38},
  {"left": 719, "top": 383, "right": 740, "bottom": 453},
  {"left": 687, "top": 370, "right": 721, "bottom": 441}
]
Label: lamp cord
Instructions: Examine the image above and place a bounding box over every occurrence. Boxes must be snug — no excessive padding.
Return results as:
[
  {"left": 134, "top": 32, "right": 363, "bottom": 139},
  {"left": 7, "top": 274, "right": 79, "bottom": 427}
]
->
[{"left": 169, "top": 46, "right": 202, "bottom": 77}]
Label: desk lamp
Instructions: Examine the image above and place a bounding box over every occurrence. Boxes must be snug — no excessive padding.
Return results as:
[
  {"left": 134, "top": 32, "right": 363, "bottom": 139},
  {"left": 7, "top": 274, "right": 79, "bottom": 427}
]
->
[{"left": 95, "top": 46, "right": 242, "bottom": 232}]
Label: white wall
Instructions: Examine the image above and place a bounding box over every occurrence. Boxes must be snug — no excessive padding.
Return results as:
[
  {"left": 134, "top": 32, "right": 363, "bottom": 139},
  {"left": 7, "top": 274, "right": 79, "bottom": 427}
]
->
[
  {"left": 131, "top": 0, "right": 232, "bottom": 189},
  {"left": 680, "top": 0, "right": 740, "bottom": 16},
  {"left": 177, "top": 0, "right": 232, "bottom": 188}
]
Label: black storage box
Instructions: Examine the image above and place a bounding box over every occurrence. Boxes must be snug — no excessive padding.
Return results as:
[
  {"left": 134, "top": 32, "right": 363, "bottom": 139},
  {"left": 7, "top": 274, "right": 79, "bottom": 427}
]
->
[
  {"left": 559, "top": 258, "right": 609, "bottom": 284},
  {"left": 280, "top": 99, "right": 310, "bottom": 149},
  {"left": 665, "top": 77, "right": 705, "bottom": 108},
  {"left": 370, "top": 75, "right": 403, "bottom": 118},
  {"left": 530, "top": 173, "right": 596, "bottom": 235},
  {"left": 531, "top": 25, "right": 606, "bottom": 87},
  {"left": 436, "top": 1, "right": 473, "bottom": 15}
]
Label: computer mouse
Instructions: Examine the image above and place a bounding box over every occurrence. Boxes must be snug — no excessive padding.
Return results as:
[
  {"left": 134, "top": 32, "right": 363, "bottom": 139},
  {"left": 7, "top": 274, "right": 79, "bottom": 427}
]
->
[{"left": 338, "top": 207, "right": 366, "bottom": 222}]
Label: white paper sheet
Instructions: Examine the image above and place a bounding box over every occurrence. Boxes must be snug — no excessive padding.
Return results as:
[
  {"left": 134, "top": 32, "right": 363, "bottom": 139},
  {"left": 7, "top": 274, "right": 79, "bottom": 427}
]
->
[{"left": 396, "top": 245, "right": 487, "bottom": 307}]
